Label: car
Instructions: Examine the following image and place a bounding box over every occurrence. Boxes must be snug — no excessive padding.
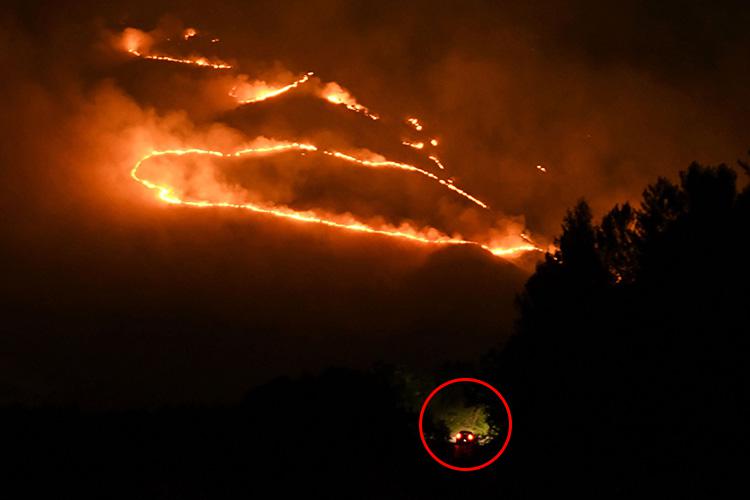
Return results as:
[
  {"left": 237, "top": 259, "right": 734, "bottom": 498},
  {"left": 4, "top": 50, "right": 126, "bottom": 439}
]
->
[{"left": 453, "top": 430, "right": 477, "bottom": 445}]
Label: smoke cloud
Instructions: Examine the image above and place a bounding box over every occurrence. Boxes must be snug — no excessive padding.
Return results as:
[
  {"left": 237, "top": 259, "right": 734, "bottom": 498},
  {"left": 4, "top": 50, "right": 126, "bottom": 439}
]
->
[{"left": 1, "top": 0, "right": 747, "bottom": 407}]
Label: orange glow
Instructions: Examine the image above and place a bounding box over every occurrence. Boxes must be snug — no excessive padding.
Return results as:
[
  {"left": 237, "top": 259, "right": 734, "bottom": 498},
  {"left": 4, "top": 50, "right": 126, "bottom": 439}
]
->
[
  {"left": 536, "top": 164, "right": 547, "bottom": 173},
  {"left": 118, "top": 26, "right": 542, "bottom": 260},
  {"left": 131, "top": 146, "right": 540, "bottom": 258},
  {"left": 127, "top": 48, "right": 232, "bottom": 69},
  {"left": 319, "top": 150, "right": 489, "bottom": 209},
  {"left": 230, "top": 72, "right": 315, "bottom": 104},
  {"left": 402, "top": 141, "right": 424, "bottom": 150},
  {"left": 467, "top": 433, "right": 474, "bottom": 441},
  {"left": 321, "top": 82, "right": 379, "bottom": 120},
  {"left": 428, "top": 155, "right": 446, "bottom": 170},
  {"left": 407, "top": 117, "right": 423, "bottom": 131},
  {"left": 121, "top": 28, "right": 232, "bottom": 69}
]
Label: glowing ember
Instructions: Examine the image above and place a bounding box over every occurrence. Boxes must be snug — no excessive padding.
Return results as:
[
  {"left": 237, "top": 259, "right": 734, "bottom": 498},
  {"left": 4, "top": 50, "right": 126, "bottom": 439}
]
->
[
  {"left": 321, "top": 82, "right": 379, "bottom": 120},
  {"left": 430, "top": 139, "right": 439, "bottom": 146},
  {"left": 127, "top": 48, "right": 232, "bottom": 69},
  {"left": 407, "top": 117, "right": 423, "bottom": 131},
  {"left": 428, "top": 155, "right": 446, "bottom": 170},
  {"left": 183, "top": 28, "right": 197, "bottom": 40},
  {"left": 121, "top": 28, "right": 232, "bottom": 69},
  {"left": 402, "top": 141, "right": 425, "bottom": 150},
  {"left": 536, "top": 164, "right": 547, "bottom": 173}
]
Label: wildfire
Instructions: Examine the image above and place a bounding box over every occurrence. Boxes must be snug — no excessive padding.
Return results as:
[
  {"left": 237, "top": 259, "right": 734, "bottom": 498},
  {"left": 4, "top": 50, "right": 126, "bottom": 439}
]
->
[
  {"left": 321, "top": 82, "right": 379, "bottom": 120},
  {"left": 121, "top": 28, "right": 232, "bottom": 69},
  {"left": 407, "top": 117, "right": 423, "bottom": 131},
  {"left": 117, "top": 26, "right": 542, "bottom": 259},
  {"left": 131, "top": 146, "right": 539, "bottom": 257},
  {"left": 428, "top": 155, "right": 446, "bottom": 170},
  {"left": 127, "top": 49, "right": 233, "bottom": 69},
  {"left": 402, "top": 141, "right": 425, "bottom": 150},
  {"left": 230, "top": 72, "right": 315, "bottom": 104},
  {"left": 318, "top": 150, "right": 488, "bottom": 209}
]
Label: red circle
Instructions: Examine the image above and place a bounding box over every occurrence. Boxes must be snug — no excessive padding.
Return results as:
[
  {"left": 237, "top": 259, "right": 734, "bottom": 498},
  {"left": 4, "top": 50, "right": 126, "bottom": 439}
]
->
[{"left": 418, "top": 377, "right": 512, "bottom": 472}]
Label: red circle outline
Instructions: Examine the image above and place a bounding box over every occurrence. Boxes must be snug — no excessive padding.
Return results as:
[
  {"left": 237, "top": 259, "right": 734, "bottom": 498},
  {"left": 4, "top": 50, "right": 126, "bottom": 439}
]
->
[{"left": 418, "top": 377, "right": 512, "bottom": 472}]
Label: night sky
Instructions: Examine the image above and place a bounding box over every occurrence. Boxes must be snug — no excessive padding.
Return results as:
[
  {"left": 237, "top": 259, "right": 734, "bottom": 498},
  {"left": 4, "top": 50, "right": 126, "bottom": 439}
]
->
[{"left": 2, "top": 0, "right": 749, "bottom": 408}]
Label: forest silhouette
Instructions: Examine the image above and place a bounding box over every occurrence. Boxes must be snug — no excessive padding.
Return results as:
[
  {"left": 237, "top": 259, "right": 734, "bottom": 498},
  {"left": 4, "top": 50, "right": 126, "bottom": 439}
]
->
[
  {"left": 3, "top": 160, "right": 748, "bottom": 498},
  {"left": 493, "top": 158, "right": 749, "bottom": 495}
]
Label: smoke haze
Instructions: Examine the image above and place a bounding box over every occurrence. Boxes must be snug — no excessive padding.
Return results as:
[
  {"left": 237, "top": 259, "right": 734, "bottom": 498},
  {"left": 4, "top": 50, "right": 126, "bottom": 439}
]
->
[{"left": 1, "top": 0, "right": 748, "bottom": 406}]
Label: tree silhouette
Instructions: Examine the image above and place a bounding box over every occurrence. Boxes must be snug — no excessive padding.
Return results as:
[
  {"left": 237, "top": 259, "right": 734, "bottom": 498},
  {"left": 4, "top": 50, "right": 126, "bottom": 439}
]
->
[{"left": 501, "top": 160, "right": 750, "bottom": 496}]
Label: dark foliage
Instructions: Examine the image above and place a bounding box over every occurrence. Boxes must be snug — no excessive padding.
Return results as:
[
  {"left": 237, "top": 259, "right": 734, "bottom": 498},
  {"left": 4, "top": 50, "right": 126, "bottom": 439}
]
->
[
  {"left": 1, "top": 367, "right": 514, "bottom": 499},
  {"left": 499, "top": 160, "right": 750, "bottom": 496}
]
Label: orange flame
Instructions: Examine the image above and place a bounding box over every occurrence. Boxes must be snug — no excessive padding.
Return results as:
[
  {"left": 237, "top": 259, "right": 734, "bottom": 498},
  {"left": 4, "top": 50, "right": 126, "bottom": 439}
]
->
[
  {"left": 402, "top": 141, "right": 425, "bottom": 150},
  {"left": 121, "top": 28, "right": 232, "bottom": 69},
  {"left": 127, "top": 49, "right": 232, "bottom": 69},
  {"left": 321, "top": 82, "right": 379, "bottom": 120},
  {"left": 117, "top": 26, "right": 541, "bottom": 259},
  {"left": 428, "top": 155, "right": 446, "bottom": 170},
  {"left": 131, "top": 146, "right": 539, "bottom": 257},
  {"left": 230, "top": 72, "right": 314, "bottom": 104},
  {"left": 407, "top": 117, "right": 423, "bottom": 131},
  {"left": 318, "top": 150, "right": 489, "bottom": 209}
]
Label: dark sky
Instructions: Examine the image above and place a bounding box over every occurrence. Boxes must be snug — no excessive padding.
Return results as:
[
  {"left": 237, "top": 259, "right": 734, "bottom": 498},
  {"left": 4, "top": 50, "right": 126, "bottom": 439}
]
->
[{"left": 1, "top": 0, "right": 748, "bottom": 407}]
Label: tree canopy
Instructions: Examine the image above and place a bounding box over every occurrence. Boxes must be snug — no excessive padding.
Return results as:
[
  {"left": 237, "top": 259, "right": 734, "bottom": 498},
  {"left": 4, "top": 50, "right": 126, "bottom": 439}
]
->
[{"left": 499, "top": 160, "right": 750, "bottom": 496}]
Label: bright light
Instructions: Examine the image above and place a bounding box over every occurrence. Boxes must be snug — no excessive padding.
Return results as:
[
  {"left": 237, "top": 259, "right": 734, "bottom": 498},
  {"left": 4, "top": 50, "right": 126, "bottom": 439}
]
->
[
  {"left": 402, "top": 140, "right": 424, "bottom": 150},
  {"left": 120, "top": 25, "right": 544, "bottom": 260},
  {"left": 407, "top": 117, "right": 423, "bottom": 131},
  {"left": 455, "top": 432, "right": 462, "bottom": 440},
  {"left": 230, "top": 72, "right": 314, "bottom": 104},
  {"left": 467, "top": 433, "right": 474, "bottom": 441}
]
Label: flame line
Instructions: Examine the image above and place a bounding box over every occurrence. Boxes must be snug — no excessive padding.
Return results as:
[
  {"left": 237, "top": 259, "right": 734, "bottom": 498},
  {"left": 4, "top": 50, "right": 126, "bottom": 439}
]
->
[
  {"left": 428, "top": 155, "right": 446, "bottom": 170},
  {"left": 230, "top": 72, "right": 315, "bottom": 104},
  {"left": 131, "top": 147, "right": 539, "bottom": 257},
  {"left": 120, "top": 27, "right": 542, "bottom": 258},
  {"left": 127, "top": 49, "right": 233, "bottom": 69},
  {"left": 320, "top": 151, "right": 488, "bottom": 209}
]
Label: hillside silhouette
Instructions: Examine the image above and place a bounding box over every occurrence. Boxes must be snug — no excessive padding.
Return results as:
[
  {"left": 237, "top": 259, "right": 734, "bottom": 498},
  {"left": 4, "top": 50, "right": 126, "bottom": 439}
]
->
[{"left": 3, "top": 159, "right": 748, "bottom": 498}]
